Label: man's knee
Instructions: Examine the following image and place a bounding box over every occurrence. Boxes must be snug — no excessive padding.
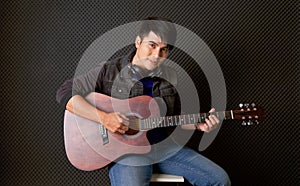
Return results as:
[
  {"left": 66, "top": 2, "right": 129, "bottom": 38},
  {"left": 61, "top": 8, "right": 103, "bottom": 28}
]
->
[{"left": 214, "top": 171, "right": 231, "bottom": 186}]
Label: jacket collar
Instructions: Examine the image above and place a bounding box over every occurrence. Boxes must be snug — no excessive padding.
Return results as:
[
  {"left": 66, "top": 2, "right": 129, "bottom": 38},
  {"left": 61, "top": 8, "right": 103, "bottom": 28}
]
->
[{"left": 120, "top": 50, "right": 136, "bottom": 69}]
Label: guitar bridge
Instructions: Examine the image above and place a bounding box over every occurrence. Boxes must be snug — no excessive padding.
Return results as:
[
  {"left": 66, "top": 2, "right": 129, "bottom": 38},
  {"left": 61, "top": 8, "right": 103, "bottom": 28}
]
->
[{"left": 99, "top": 124, "right": 109, "bottom": 145}]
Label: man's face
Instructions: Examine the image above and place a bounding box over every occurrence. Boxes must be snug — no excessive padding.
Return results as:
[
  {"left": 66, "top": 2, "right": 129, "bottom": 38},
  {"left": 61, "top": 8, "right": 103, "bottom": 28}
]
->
[{"left": 133, "top": 31, "right": 169, "bottom": 72}]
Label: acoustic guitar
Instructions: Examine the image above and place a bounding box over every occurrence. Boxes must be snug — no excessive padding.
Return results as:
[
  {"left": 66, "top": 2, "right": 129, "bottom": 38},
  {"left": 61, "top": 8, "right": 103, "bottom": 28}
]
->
[{"left": 64, "top": 92, "right": 264, "bottom": 171}]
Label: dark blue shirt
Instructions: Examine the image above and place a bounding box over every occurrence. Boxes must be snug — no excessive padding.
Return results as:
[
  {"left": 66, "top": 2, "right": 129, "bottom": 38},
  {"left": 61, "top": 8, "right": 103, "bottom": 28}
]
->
[
  {"left": 139, "top": 77, "right": 154, "bottom": 97},
  {"left": 138, "top": 77, "right": 168, "bottom": 144}
]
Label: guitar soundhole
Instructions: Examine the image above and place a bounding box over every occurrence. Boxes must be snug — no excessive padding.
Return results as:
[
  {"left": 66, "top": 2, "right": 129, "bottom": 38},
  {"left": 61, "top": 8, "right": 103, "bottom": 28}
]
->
[{"left": 126, "top": 128, "right": 139, "bottom": 135}]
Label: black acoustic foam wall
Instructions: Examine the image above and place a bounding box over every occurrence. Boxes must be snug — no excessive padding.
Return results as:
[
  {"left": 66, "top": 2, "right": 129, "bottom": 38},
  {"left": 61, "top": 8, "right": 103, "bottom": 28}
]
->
[{"left": 1, "top": 1, "right": 298, "bottom": 186}]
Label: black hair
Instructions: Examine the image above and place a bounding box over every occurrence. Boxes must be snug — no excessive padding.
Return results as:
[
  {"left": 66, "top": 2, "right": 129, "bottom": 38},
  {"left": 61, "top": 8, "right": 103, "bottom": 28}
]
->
[{"left": 137, "top": 17, "right": 177, "bottom": 50}]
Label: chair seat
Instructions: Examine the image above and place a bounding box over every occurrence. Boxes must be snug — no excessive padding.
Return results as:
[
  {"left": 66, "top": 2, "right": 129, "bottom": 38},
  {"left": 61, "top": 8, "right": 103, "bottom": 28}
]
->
[{"left": 150, "top": 173, "right": 184, "bottom": 182}]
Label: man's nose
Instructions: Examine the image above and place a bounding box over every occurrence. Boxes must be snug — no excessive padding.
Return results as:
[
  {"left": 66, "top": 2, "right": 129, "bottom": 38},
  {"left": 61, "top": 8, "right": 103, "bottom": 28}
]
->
[{"left": 152, "top": 47, "right": 162, "bottom": 58}]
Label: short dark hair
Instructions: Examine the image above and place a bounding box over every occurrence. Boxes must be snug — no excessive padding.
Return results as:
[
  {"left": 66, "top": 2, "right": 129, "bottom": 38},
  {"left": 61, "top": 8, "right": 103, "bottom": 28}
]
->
[{"left": 137, "top": 17, "right": 177, "bottom": 50}]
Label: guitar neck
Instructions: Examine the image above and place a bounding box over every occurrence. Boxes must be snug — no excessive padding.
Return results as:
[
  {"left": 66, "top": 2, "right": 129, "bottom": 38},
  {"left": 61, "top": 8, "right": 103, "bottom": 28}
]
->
[{"left": 140, "top": 111, "right": 233, "bottom": 130}]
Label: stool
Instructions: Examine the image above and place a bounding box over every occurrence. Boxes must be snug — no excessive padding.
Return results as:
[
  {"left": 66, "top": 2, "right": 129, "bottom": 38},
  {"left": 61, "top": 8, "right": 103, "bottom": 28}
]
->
[{"left": 150, "top": 173, "right": 184, "bottom": 185}]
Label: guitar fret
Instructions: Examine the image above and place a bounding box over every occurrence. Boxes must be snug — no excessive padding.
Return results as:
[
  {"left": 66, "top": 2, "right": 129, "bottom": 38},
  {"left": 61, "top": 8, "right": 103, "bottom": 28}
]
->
[
  {"left": 166, "top": 117, "right": 169, "bottom": 126},
  {"left": 152, "top": 118, "right": 155, "bottom": 129},
  {"left": 157, "top": 117, "right": 162, "bottom": 128},
  {"left": 165, "top": 117, "right": 168, "bottom": 127},
  {"left": 172, "top": 117, "right": 174, "bottom": 126},
  {"left": 176, "top": 115, "right": 180, "bottom": 126},
  {"left": 148, "top": 118, "right": 152, "bottom": 129},
  {"left": 173, "top": 116, "right": 176, "bottom": 126},
  {"left": 143, "top": 119, "right": 146, "bottom": 129},
  {"left": 146, "top": 118, "right": 149, "bottom": 129},
  {"left": 140, "top": 120, "right": 144, "bottom": 130},
  {"left": 168, "top": 117, "right": 172, "bottom": 126},
  {"left": 179, "top": 115, "right": 184, "bottom": 126},
  {"left": 190, "top": 114, "right": 195, "bottom": 123},
  {"left": 184, "top": 115, "right": 188, "bottom": 124},
  {"left": 144, "top": 120, "right": 147, "bottom": 130},
  {"left": 162, "top": 117, "right": 165, "bottom": 127},
  {"left": 158, "top": 117, "right": 161, "bottom": 127},
  {"left": 172, "top": 116, "right": 175, "bottom": 126},
  {"left": 143, "top": 120, "right": 146, "bottom": 130},
  {"left": 151, "top": 118, "right": 154, "bottom": 128},
  {"left": 159, "top": 117, "right": 163, "bottom": 128}
]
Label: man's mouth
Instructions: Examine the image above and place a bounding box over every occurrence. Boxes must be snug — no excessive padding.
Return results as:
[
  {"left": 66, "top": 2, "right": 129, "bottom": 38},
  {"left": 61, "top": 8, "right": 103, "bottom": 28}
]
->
[{"left": 148, "top": 59, "right": 158, "bottom": 65}]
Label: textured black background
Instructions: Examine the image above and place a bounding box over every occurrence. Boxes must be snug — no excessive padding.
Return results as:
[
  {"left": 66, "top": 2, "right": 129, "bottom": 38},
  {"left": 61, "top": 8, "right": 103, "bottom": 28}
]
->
[{"left": 1, "top": 1, "right": 299, "bottom": 186}]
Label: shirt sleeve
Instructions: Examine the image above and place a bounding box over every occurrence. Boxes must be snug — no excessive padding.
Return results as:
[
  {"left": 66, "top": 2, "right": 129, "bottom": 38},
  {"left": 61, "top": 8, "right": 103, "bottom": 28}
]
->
[{"left": 55, "top": 64, "right": 105, "bottom": 108}]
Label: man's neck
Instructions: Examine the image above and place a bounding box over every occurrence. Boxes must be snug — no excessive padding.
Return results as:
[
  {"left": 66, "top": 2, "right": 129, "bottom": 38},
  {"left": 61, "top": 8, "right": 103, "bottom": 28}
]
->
[{"left": 132, "top": 54, "right": 147, "bottom": 72}]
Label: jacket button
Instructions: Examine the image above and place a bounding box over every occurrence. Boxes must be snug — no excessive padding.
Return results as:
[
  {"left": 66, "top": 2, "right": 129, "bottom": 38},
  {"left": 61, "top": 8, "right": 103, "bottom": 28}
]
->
[{"left": 118, "top": 89, "right": 122, "bottom": 92}]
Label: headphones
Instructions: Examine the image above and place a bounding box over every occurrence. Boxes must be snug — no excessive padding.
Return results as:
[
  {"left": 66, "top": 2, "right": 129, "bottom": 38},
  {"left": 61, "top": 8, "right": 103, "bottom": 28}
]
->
[{"left": 128, "top": 64, "right": 162, "bottom": 78}]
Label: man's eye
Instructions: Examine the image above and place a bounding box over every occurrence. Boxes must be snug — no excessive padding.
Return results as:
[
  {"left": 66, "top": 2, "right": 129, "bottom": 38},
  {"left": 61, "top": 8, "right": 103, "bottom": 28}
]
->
[
  {"left": 149, "top": 43, "right": 156, "bottom": 48},
  {"left": 161, "top": 48, "right": 169, "bottom": 53}
]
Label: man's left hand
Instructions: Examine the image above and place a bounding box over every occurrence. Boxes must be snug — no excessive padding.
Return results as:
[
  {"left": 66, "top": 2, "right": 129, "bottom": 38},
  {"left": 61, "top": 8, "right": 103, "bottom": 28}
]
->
[{"left": 196, "top": 108, "right": 220, "bottom": 132}]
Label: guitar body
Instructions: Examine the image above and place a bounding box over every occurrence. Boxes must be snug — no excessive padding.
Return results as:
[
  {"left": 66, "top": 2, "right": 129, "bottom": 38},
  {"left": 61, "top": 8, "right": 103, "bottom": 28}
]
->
[{"left": 64, "top": 92, "right": 160, "bottom": 171}]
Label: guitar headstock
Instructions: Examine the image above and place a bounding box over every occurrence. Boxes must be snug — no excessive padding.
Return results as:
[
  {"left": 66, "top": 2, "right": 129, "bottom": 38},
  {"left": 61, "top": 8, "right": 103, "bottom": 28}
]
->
[{"left": 233, "top": 103, "right": 265, "bottom": 125}]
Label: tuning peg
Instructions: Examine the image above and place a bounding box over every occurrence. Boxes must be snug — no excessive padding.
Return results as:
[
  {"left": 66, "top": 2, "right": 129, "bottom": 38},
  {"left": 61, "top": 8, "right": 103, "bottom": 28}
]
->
[
  {"left": 239, "top": 103, "right": 245, "bottom": 111},
  {"left": 251, "top": 103, "right": 258, "bottom": 111},
  {"left": 244, "top": 103, "right": 252, "bottom": 111},
  {"left": 247, "top": 121, "right": 254, "bottom": 125}
]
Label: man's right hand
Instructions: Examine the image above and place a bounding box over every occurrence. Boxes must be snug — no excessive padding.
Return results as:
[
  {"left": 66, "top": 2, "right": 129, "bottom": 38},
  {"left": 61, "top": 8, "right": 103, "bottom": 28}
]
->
[{"left": 100, "top": 112, "right": 129, "bottom": 134}]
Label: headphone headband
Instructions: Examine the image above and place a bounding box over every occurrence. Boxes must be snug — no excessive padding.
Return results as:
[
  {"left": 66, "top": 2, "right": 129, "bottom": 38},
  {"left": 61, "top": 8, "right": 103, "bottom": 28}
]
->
[{"left": 128, "top": 64, "right": 162, "bottom": 78}]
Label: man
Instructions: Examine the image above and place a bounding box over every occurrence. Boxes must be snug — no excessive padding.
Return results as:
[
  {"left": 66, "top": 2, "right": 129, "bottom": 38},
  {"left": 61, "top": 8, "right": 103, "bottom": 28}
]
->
[{"left": 56, "top": 17, "right": 230, "bottom": 186}]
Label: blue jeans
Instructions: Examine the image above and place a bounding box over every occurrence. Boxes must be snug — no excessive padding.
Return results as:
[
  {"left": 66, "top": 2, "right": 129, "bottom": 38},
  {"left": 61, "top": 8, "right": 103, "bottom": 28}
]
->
[{"left": 108, "top": 146, "right": 231, "bottom": 186}]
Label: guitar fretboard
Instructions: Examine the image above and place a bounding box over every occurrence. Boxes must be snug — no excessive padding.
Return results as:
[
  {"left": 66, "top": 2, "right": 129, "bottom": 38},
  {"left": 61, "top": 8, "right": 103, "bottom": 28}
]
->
[{"left": 140, "top": 111, "right": 233, "bottom": 130}]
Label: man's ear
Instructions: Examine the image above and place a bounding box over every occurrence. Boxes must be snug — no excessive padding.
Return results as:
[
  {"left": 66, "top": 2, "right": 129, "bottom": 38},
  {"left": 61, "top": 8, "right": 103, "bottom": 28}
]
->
[{"left": 135, "top": 36, "right": 141, "bottom": 48}]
